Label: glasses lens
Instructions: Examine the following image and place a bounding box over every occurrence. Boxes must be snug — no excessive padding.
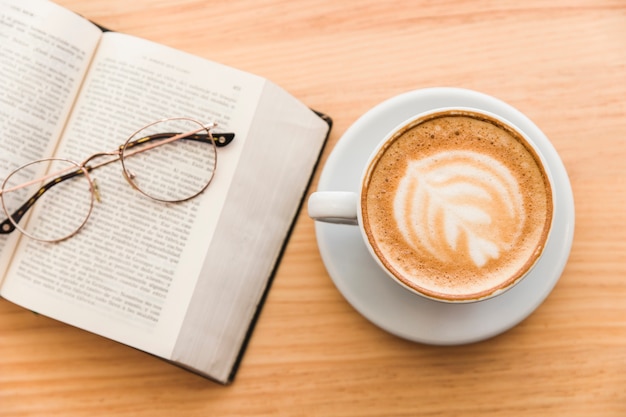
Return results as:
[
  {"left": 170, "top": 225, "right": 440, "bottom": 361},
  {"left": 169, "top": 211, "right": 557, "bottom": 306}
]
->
[
  {"left": 121, "top": 118, "right": 217, "bottom": 202},
  {"left": 1, "top": 159, "right": 94, "bottom": 242}
]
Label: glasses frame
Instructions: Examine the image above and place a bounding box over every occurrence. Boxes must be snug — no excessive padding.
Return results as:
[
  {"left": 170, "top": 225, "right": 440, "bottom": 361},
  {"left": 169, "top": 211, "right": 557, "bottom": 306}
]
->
[{"left": 0, "top": 117, "right": 235, "bottom": 243}]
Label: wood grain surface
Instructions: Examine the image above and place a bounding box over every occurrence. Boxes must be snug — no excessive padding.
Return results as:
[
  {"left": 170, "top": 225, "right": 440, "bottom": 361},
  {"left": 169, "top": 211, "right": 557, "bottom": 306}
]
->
[{"left": 1, "top": 1, "right": 625, "bottom": 416}]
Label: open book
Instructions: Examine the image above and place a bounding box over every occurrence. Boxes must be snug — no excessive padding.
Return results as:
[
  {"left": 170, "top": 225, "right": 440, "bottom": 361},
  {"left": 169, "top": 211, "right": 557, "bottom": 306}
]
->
[{"left": 0, "top": 0, "right": 331, "bottom": 384}]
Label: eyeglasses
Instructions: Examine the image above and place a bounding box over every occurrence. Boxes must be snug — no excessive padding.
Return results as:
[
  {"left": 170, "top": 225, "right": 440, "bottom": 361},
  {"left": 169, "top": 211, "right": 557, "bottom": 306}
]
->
[{"left": 0, "top": 117, "right": 235, "bottom": 243}]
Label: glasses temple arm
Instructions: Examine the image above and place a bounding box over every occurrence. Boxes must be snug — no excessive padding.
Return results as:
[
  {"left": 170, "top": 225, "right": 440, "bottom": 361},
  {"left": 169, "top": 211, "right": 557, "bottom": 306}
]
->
[
  {"left": 121, "top": 132, "right": 235, "bottom": 151},
  {"left": 0, "top": 168, "right": 90, "bottom": 235}
]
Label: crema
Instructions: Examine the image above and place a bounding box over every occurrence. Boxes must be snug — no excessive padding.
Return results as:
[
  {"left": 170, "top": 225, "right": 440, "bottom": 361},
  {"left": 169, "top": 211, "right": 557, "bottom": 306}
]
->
[{"left": 361, "top": 110, "right": 553, "bottom": 301}]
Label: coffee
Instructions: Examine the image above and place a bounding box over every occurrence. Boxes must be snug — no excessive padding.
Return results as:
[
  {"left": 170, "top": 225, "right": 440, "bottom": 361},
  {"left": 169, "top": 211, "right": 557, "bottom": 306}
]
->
[{"left": 361, "top": 110, "right": 553, "bottom": 301}]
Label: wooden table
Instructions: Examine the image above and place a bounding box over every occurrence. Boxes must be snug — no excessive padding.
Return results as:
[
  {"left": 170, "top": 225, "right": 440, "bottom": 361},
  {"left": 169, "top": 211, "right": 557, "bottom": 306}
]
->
[{"left": 2, "top": 1, "right": 625, "bottom": 415}]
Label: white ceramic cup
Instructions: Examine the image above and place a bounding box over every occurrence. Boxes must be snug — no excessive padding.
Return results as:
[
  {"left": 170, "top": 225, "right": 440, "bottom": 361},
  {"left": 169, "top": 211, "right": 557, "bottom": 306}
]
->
[{"left": 308, "top": 107, "right": 555, "bottom": 303}]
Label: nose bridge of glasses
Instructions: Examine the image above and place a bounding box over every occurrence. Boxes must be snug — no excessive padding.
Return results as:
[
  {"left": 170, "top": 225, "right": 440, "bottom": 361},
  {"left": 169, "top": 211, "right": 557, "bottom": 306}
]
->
[{"left": 81, "top": 150, "right": 122, "bottom": 170}]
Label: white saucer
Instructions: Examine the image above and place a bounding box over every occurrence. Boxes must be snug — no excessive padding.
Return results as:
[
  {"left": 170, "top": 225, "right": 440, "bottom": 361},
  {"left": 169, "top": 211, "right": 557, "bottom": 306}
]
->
[{"left": 314, "top": 87, "right": 575, "bottom": 345}]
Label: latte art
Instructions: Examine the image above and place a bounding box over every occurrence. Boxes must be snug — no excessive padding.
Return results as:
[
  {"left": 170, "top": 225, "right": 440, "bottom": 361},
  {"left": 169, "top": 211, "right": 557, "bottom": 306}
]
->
[
  {"left": 362, "top": 110, "right": 553, "bottom": 301},
  {"left": 394, "top": 150, "right": 524, "bottom": 268}
]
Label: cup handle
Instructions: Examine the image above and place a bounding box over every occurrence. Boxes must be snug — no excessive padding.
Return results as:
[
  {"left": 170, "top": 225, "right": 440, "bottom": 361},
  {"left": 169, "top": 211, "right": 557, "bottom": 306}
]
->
[{"left": 307, "top": 191, "right": 359, "bottom": 225}]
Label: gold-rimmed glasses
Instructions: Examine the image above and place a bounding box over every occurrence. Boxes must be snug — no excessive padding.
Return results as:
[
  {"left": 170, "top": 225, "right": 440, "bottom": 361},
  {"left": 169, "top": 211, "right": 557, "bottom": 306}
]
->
[{"left": 0, "top": 117, "right": 235, "bottom": 243}]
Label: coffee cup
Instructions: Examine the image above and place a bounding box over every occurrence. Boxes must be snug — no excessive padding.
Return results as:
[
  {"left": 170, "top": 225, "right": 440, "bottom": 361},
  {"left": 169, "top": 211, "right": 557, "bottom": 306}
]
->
[{"left": 308, "top": 108, "right": 555, "bottom": 303}]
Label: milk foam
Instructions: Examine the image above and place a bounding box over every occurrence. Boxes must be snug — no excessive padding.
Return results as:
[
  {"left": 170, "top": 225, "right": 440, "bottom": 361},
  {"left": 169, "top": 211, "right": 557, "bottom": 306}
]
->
[
  {"left": 393, "top": 150, "right": 525, "bottom": 268},
  {"left": 362, "top": 112, "right": 553, "bottom": 300}
]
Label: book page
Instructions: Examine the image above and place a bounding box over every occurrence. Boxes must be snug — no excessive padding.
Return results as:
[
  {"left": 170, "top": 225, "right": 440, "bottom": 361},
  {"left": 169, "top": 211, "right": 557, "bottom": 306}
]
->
[
  {"left": 0, "top": 32, "right": 264, "bottom": 357},
  {"left": 0, "top": 0, "right": 101, "bottom": 279},
  {"left": 171, "top": 82, "right": 330, "bottom": 382}
]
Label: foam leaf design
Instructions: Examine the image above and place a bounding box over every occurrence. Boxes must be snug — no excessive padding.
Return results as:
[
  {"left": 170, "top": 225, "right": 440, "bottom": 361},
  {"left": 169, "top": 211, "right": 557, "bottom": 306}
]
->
[{"left": 393, "top": 150, "right": 525, "bottom": 268}]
